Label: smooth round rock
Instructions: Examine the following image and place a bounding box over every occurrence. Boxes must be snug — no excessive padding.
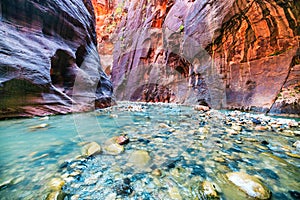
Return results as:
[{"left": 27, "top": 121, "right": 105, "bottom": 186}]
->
[
  {"left": 128, "top": 150, "right": 150, "bottom": 167},
  {"left": 46, "top": 191, "right": 65, "bottom": 200},
  {"left": 255, "top": 126, "right": 268, "bottom": 131},
  {"left": 194, "top": 105, "right": 210, "bottom": 112},
  {"left": 115, "top": 135, "right": 129, "bottom": 145},
  {"left": 151, "top": 169, "right": 162, "bottom": 176},
  {"left": 226, "top": 172, "right": 271, "bottom": 199},
  {"left": 83, "top": 142, "right": 101, "bottom": 156},
  {"left": 232, "top": 125, "right": 242, "bottom": 132},
  {"left": 48, "top": 178, "right": 65, "bottom": 191},
  {"left": 293, "top": 141, "right": 300, "bottom": 150},
  {"left": 202, "top": 181, "right": 219, "bottom": 198},
  {"left": 104, "top": 143, "right": 124, "bottom": 155}
]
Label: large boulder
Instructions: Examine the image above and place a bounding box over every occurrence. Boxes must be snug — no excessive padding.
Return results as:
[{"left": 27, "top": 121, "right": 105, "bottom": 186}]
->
[
  {"left": 0, "top": 0, "right": 114, "bottom": 119},
  {"left": 226, "top": 172, "right": 271, "bottom": 199}
]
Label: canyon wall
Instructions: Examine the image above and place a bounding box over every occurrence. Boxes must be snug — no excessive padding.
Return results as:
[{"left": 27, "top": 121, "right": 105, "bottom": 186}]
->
[
  {"left": 0, "top": 0, "right": 114, "bottom": 118},
  {"left": 104, "top": 0, "right": 299, "bottom": 116}
]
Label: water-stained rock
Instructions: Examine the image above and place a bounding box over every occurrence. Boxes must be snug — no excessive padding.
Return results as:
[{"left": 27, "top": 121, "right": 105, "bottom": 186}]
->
[
  {"left": 226, "top": 172, "right": 271, "bottom": 199},
  {"left": 0, "top": 0, "right": 114, "bottom": 118},
  {"left": 201, "top": 181, "right": 219, "bottom": 199},
  {"left": 82, "top": 142, "right": 101, "bottom": 157},
  {"left": 103, "top": 138, "right": 125, "bottom": 155},
  {"left": 48, "top": 178, "right": 65, "bottom": 191},
  {"left": 128, "top": 150, "right": 151, "bottom": 167},
  {"left": 92, "top": 0, "right": 299, "bottom": 116}
]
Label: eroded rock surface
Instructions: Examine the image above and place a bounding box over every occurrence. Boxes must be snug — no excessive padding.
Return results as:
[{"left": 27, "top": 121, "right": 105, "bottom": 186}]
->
[
  {"left": 94, "top": 0, "right": 299, "bottom": 116},
  {"left": 0, "top": 0, "right": 114, "bottom": 118}
]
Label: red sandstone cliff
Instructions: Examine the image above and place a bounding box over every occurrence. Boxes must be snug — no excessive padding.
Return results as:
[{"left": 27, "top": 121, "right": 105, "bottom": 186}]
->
[{"left": 93, "top": 0, "right": 299, "bottom": 116}]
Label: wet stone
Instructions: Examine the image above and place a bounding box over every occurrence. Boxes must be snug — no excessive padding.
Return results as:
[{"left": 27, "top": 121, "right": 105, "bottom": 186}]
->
[
  {"left": 46, "top": 191, "right": 66, "bottom": 200},
  {"left": 115, "top": 135, "right": 130, "bottom": 145},
  {"left": 261, "top": 140, "right": 269, "bottom": 145},
  {"left": 294, "top": 131, "right": 300, "bottom": 136},
  {"left": 202, "top": 181, "right": 219, "bottom": 199},
  {"left": 168, "top": 186, "right": 182, "bottom": 200},
  {"left": 285, "top": 152, "right": 300, "bottom": 159},
  {"left": 48, "top": 178, "right": 65, "bottom": 191},
  {"left": 226, "top": 172, "right": 271, "bottom": 199},
  {"left": 151, "top": 169, "right": 162, "bottom": 176},
  {"left": 252, "top": 118, "right": 261, "bottom": 125},
  {"left": 82, "top": 142, "right": 101, "bottom": 157},
  {"left": 128, "top": 150, "right": 151, "bottom": 167},
  {"left": 103, "top": 142, "right": 124, "bottom": 155},
  {"left": 114, "top": 180, "right": 133, "bottom": 196},
  {"left": 255, "top": 125, "right": 268, "bottom": 131},
  {"left": 292, "top": 141, "right": 300, "bottom": 150}
]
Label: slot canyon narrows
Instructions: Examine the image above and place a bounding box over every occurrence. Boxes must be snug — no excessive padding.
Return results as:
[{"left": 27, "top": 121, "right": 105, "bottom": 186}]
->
[{"left": 0, "top": 1, "right": 299, "bottom": 200}]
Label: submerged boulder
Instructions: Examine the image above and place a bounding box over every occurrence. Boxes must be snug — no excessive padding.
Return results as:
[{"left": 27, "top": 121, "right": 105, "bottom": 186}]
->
[
  {"left": 128, "top": 150, "right": 151, "bottom": 167},
  {"left": 103, "top": 137, "right": 125, "bottom": 155},
  {"left": 83, "top": 142, "right": 101, "bottom": 157},
  {"left": 226, "top": 172, "right": 271, "bottom": 199}
]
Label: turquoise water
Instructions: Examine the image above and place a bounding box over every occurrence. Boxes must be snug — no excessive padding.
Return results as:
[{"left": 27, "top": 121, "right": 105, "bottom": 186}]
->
[{"left": 0, "top": 102, "right": 299, "bottom": 199}]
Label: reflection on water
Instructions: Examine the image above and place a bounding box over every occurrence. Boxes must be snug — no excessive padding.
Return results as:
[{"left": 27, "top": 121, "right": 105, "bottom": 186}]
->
[{"left": 0, "top": 102, "right": 299, "bottom": 199}]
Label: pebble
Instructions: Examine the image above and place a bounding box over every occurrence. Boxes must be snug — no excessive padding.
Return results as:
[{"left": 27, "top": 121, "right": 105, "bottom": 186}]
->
[
  {"left": 115, "top": 135, "right": 129, "bottom": 145},
  {"left": 285, "top": 152, "right": 300, "bottom": 159},
  {"left": 128, "top": 150, "right": 151, "bottom": 167},
  {"left": 159, "top": 123, "right": 170, "bottom": 129},
  {"left": 31, "top": 153, "right": 49, "bottom": 161},
  {"left": 151, "top": 169, "right": 162, "bottom": 176},
  {"left": 235, "top": 139, "right": 243, "bottom": 144},
  {"left": 39, "top": 116, "right": 49, "bottom": 121},
  {"left": 294, "top": 131, "right": 300, "bottom": 136},
  {"left": 199, "top": 127, "right": 209, "bottom": 134},
  {"left": 254, "top": 144, "right": 269, "bottom": 150},
  {"left": 279, "top": 130, "right": 294, "bottom": 137},
  {"left": 0, "top": 178, "right": 13, "bottom": 189},
  {"left": 109, "top": 114, "right": 118, "bottom": 118},
  {"left": 104, "top": 138, "right": 125, "bottom": 155},
  {"left": 48, "top": 178, "right": 65, "bottom": 191},
  {"left": 29, "top": 123, "right": 49, "bottom": 130},
  {"left": 292, "top": 141, "right": 300, "bottom": 150},
  {"left": 194, "top": 105, "right": 210, "bottom": 112},
  {"left": 46, "top": 191, "right": 65, "bottom": 200},
  {"left": 232, "top": 125, "right": 242, "bottom": 132},
  {"left": 168, "top": 186, "right": 182, "bottom": 200},
  {"left": 226, "top": 172, "right": 271, "bottom": 199},
  {"left": 83, "top": 142, "right": 101, "bottom": 156},
  {"left": 202, "top": 181, "right": 219, "bottom": 198},
  {"left": 226, "top": 128, "right": 238, "bottom": 135},
  {"left": 243, "top": 137, "right": 258, "bottom": 142},
  {"left": 255, "top": 125, "right": 268, "bottom": 131},
  {"left": 214, "top": 157, "right": 225, "bottom": 163}
]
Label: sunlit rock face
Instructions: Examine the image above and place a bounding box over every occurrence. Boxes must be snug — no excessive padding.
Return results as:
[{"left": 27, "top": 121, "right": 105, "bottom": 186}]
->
[
  {"left": 91, "top": 0, "right": 120, "bottom": 77},
  {"left": 95, "top": 0, "right": 299, "bottom": 115},
  {"left": 0, "top": 0, "right": 114, "bottom": 118}
]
